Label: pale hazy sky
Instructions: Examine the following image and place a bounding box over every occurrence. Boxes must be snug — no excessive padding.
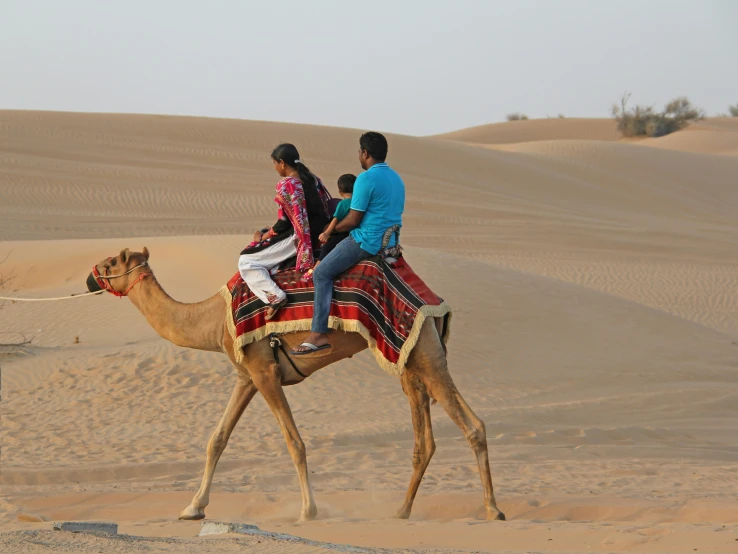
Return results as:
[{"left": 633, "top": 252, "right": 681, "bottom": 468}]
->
[{"left": 1, "top": 0, "right": 736, "bottom": 135}]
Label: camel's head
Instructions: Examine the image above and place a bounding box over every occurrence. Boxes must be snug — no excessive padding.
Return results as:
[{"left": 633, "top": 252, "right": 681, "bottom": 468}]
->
[{"left": 87, "top": 247, "right": 152, "bottom": 297}]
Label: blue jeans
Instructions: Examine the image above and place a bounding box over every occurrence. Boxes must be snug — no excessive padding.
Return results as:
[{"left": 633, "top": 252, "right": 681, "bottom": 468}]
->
[{"left": 311, "top": 235, "right": 372, "bottom": 334}]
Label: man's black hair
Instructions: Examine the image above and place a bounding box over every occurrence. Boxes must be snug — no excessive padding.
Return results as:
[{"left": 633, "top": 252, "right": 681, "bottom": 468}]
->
[
  {"left": 337, "top": 173, "right": 356, "bottom": 194},
  {"left": 359, "top": 131, "right": 388, "bottom": 162}
]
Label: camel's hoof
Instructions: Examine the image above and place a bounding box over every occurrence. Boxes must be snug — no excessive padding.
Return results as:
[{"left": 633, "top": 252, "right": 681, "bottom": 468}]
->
[
  {"left": 490, "top": 510, "right": 506, "bottom": 521},
  {"left": 178, "top": 505, "right": 206, "bottom": 520},
  {"left": 394, "top": 509, "right": 411, "bottom": 520},
  {"left": 297, "top": 505, "right": 318, "bottom": 524}
]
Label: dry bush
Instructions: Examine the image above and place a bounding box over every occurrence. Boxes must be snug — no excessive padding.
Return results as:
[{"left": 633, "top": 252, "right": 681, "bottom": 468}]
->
[
  {"left": 506, "top": 112, "right": 529, "bottom": 121},
  {"left": 0, "top": 253, "right": 33, "bottom": 351},
  {"left": 729, "top": 104, "right": 738, "bottom": 117},
  {"left": 612, "top": 93, "right": 704, "bottom": 138},
  {"left": 0, "top": 252, "right": 12, "bottom": 313}
]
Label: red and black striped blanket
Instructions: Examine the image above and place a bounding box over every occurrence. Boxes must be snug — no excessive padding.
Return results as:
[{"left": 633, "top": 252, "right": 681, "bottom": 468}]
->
[{"left": 220, "top": 256, "right": 451, "bottom": 375}]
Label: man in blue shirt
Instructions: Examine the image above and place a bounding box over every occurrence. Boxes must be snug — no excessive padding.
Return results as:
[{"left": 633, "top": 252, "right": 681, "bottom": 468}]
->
[{"left": 292, "top": 132, "right": 405, "bottom": 355}]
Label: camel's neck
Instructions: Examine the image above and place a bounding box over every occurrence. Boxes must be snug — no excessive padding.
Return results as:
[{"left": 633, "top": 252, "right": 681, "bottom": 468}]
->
[{"left": 128, "top": 277, "right": 225, "bottom": 352}]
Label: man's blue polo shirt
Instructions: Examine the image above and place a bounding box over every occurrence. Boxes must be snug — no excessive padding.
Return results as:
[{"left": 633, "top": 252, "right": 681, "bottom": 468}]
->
[{"left": 349, "top": 162, "right": 405, "bottom": 255}]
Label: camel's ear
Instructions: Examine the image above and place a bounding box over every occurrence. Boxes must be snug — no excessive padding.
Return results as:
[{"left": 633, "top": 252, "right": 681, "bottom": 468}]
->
[
  {"left": 142, "top": 247, "right": 150, "bottom": 261},
  {"left": 120, "top": 248, "right": 130, "bottom": 264}
]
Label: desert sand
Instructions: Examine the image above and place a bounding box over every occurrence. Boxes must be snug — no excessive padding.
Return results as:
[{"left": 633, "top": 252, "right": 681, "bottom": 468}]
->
[{"left": 1, "top": 111, "right": 737, "bottom": 553}]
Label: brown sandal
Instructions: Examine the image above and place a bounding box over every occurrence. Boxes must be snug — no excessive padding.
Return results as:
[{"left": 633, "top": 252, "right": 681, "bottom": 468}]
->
[{"left": 265, "top": 296, "right": 288, "bottom": 321}]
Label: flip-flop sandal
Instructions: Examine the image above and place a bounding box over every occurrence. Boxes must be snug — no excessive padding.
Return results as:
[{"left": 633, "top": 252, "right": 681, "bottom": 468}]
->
[
  {"left": 291, "top": 342, "right": 331, "bottom": 355},
  {"left": 264, "top": 297, "right": 288, "bottom": 321}
]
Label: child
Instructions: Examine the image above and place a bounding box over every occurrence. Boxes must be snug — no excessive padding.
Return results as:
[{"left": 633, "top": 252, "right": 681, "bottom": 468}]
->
[{"left": 315, "top": 173, "right": 355, "bottom": 268}]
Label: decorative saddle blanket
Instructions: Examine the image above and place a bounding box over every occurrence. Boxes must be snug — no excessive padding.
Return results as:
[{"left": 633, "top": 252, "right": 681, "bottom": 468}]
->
[{"left": 220, "top": 256, "right": 451, "bottom": 375}]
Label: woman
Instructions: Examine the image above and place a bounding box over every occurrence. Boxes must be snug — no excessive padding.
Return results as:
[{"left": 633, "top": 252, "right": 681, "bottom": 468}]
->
[{"left": 238, "top": 144, "right": 331, "bottom": 319}]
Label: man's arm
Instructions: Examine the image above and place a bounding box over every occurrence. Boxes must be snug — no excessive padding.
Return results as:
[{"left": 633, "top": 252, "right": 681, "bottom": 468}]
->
[{"left": 334, "top": 209, "right": 364, "bottom": 233}]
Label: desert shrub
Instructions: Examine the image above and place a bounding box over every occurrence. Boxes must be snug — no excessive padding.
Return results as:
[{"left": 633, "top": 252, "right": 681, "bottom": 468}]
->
[
  {"left": 611, "top": 93, "right": 704, "bottom": 137},
  {"left": 0, "top": 254, "right": 32, "bottom": 353},
  {"left": 0, "top": 253, "right": 10, "bottom": 313},
  {"left": 729, "top": 104, "right": 738, "bottom": 117},
  {"left": 506, "top": 113, "right": 529, "bottom": 121}
]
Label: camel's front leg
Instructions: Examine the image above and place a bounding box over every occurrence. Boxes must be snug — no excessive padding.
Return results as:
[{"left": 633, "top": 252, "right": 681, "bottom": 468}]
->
[
  {"left": 179, "top": 375, "right": 257, "bottom": 520},
  {"left": 396, "top": 371, "right": 435, "bottom": 519},
  {"left": 250, "top": 361, "right": 317, "bottom": 523}
]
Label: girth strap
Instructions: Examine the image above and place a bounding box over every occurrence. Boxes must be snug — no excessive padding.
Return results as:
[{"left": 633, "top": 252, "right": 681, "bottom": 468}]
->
[{"left": 269, "top": 333, "right": 308, "bottom": 380}]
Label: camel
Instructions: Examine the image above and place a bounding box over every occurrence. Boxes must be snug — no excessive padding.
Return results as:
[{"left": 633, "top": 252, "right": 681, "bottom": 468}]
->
[{"left": 88, "top": 247, "right": 505, "bottom": 522}]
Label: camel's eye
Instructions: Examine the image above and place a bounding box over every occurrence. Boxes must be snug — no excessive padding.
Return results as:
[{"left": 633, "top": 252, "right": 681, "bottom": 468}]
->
[{"left": 110, "top": 259, "right": 117, "bottom": 267}]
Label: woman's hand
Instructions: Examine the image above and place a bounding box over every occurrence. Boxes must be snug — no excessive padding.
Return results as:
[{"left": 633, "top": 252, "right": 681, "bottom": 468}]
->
[
  {"left": 253, "top": 229, "right": 267, "bottom": 242},
  {"left": 319, "top": 231, "right": 330, "bottom": 244}
]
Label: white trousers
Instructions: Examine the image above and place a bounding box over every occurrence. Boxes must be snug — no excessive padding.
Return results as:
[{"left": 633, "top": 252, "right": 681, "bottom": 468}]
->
[{"left": 237, "top": 238, "right": 297, "bottom": 304}]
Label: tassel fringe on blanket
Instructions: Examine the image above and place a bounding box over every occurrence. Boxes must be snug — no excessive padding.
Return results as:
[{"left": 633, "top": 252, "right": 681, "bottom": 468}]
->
[{"left": 220, "top": 256, "right": 452, "bottom": 376}]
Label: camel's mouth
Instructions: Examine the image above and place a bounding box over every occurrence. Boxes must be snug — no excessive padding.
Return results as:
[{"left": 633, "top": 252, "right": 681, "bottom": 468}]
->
[
  {"left": 84, "top": 259, "right": 152, "bottom": 297},
  {"left": 86, "top": 271, "right": 104, "bottom": 293}
]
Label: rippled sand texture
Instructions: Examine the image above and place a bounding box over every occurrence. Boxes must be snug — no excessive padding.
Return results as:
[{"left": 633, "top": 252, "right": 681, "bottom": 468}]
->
[{"left": 1, "top": 112, "right": 737, "bottom": 553}]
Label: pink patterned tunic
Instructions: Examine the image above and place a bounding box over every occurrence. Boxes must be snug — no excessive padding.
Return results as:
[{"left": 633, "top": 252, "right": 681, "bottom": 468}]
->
[
  {"left": 274, "top": 176, "right": 314, "bottom": 271},
  {"left": 242, "top": 175, "right": 331, "bottom": 275}
]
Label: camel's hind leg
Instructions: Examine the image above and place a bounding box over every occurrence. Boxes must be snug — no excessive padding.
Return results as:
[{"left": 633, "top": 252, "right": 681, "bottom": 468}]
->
[
  {"left": 179, "top": 375, "right": 258, "bottom": 520},
  {"left": 407, "top": 322, "right": 505, "bottom": 521},
  {"left": 396, "top": 371, "right": 436, "bottom": 519},
  {"left": 250, "top": 360, "right": 317, "bottom": 523}
]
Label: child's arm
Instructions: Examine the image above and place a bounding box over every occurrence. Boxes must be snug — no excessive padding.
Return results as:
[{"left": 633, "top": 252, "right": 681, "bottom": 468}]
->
[{"left": 319, "top": 217, "right": 339, "bottom": 243}]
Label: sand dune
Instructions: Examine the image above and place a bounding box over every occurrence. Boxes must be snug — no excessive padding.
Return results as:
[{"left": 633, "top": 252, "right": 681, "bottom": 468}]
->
[
  {"left": 641, "top": 125, "right": 738, "bottom": 155},
  {"left": 435, "top": 115, "right": 738, "bottom": 156},
  {"left": 1, "top": 111, "right": 737, "bottom": 553},
  {"left": 694, "top": 117, "right": 738, "bottom": 132},
  {"left": 432, "top": 117, "right": 621, "bottom": 144}
]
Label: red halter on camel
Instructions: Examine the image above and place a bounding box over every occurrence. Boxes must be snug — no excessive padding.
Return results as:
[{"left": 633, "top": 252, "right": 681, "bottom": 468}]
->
[{"left": 87, "top": 258, "right": 152, "bottom": 297}]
